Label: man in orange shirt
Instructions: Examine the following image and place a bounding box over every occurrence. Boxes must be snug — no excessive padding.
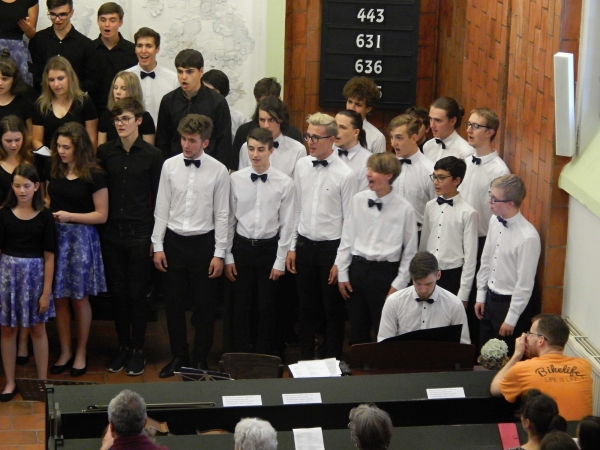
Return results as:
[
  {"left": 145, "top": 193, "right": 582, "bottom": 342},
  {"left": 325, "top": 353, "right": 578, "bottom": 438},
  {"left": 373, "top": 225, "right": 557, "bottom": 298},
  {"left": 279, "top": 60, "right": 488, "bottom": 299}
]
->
[{"left": 490, "top": 314, "right": 593, "bottom": 421}]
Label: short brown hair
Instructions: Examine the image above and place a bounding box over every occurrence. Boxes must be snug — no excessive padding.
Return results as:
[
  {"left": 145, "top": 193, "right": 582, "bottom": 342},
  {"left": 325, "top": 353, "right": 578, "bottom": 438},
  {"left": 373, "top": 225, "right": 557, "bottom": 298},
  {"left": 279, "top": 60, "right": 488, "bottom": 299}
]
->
[
  {"left": 532, "top": 314, "right": 569, "bottom": 349},
  {"left": 409, "top": 252, "right": 439, "bottom": 280},
  {"left": 349, "top": 404, "right": 392, "bottom": 450},
  {"left": 470, "top": 107, "right": 499, "bottom": 141},
  {"left": 111, "top": 97, "right": 144, "bottom": 119},
  {"left": 343, "top": 76, "right": 380, "bottom": 108},
  {"left": 388, "top": 114, "right": 421, "bottom": 137},
  {"left": 134, "top": 27, "right": 160, "bottom": 47},
  {"left": 247, "top": 127, "right": 274, "bottom": 149},
  {"left": 253, "top": 78, "right": 281, "bottom": 101},
  {"left": 177, "top": 114, "right": 213, "bottom": 141},
  {"left": 97, "top": 2, "right": 123, "bottom": 20},
  {"left": 431, "top": 97, "right": 465, "bottom": 129},
  {"left": 490, "top": 174, "right": 526, "bottom": 207},
  {"left": 405, "top": 106, "right": 429, "bottom": 130},
  {"left": 367, "top": 153, "right": 401, "bottom": 184}
]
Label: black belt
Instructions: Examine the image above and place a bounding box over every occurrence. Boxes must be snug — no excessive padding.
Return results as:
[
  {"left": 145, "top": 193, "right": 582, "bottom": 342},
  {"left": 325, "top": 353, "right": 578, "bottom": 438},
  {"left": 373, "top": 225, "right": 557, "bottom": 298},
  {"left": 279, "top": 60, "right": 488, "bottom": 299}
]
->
[
  {"left": 488, "top": 289, "right": 512, "bottom": 302},
  {"left": 235, "top": 233, "right": 279, "bottom": 247},
  {"left": 352, "top": 255, "right": 398, "bottom": 266}
]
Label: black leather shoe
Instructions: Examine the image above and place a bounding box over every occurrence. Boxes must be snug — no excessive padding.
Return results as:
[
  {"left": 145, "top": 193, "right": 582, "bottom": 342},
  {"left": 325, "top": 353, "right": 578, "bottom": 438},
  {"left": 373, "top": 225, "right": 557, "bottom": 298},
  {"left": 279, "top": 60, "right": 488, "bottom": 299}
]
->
[
  {"left": 16, "top": 354, "right": 30, "bottom": 366},
  {"left": 50, "top": 355, "right": 74, "bottom": 374},
  {"left": 196, "top": 359, "right": 209, "bottom": 371},
  {"left": 0, "top": 385, "right": 19, "bottom": 402},
  {"left": 70, "top": 358, "right": 88, "bottom": 377},
  {"left": 159, "top": 357, "right": 189, "bottom": 378}
]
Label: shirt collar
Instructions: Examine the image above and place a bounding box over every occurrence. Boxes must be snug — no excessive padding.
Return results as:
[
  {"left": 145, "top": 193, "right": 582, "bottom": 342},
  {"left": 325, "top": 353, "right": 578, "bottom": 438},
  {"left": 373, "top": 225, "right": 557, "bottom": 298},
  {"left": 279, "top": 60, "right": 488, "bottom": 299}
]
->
[
  {"left": 412, "top": 285, "right": 439, "bottom": 303},
  {"left": 94, "top": 33, "right": 129, "bottom": 50},
  {"left": 344, "top": 143, "right": 363, "bottom": 160},
  {"left": 439, "top": 130, "right": 459, "bottom": 147},
  {"left": 504, "top": 211, "right": 522, "bottom": 225},
  {"left": 114, "top": 135, "right": 144, "bottom": 152},
  {"left": 474, "top": 150, "right": 499, "bottom": 164},
  {"left": 371, "top": 188, "right": 395, "bottom": 205},
  {"left": 314, "top": 151, "right": 338, "bottom": 166}
]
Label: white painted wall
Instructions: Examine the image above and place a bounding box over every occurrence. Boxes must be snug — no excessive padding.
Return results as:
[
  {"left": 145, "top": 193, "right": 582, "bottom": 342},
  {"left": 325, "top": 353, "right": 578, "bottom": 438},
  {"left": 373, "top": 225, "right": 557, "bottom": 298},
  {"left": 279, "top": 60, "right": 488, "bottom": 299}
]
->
[{"left": 44, "top": 0, "right": 271, "bottom": 117}]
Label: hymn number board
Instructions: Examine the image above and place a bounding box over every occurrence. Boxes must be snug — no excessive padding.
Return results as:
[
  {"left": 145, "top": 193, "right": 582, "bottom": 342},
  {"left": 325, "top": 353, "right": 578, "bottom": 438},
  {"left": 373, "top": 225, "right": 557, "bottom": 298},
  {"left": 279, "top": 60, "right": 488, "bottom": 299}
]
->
[{"left": 319, "top": 0, "right": 421, "bottom": 110}]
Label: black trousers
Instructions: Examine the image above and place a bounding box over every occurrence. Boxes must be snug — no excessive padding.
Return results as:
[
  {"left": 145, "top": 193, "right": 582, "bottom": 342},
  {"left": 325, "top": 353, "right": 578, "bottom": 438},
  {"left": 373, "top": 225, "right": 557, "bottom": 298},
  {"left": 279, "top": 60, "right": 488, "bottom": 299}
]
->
[
  {"left": 437, "top": 266, "right": 463, "bottom": 297},
  {"left": 346, "top": 257, "right": 399, "bottom": 345},
  {"left": 479, "top": 289, "right": 535, "bottom": 356},
  {"left": 231, "top": 235, "right": 278, "bottom": 354},
  {"left": 468, "top": 235, "right": 487, "bottom": 351},
  {"left": 102, "top": 224, "right": 152, "bottom": 350},
  {"left": 163, "top": 229, "right": 217, "bottom": 364},
  {"left": 296, "top": 235, "right": 344, "bottom": 360}
]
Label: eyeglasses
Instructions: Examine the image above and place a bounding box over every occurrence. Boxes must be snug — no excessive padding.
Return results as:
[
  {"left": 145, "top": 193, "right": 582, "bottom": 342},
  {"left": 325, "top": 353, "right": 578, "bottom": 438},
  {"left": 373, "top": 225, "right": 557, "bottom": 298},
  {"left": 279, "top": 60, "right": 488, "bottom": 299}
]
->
[
  {"left": 113, "top": 116, "right": 135, "bottom": 125},
  {"left": 303, "top": 133, "right": 333, "bottom": 144},
  {"left": 488, "top": 194, "right": 511, "bottom": 204},
  {"left": 429, "top": 174, "right": 452, "bottom": 183},
  {"left": 465, "top": 121, "right": 491, "bottom": 130},
  {"left": 47, "top": 11, "right": 71, "bottom": 20},
  {"left": 526, "top": 331, "right": 547, "bottom": 340}
]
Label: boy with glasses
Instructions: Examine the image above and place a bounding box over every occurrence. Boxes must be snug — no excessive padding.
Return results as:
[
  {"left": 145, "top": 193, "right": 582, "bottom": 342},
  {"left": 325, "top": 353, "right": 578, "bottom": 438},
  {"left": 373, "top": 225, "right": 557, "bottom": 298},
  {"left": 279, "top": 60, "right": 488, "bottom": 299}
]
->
[
  {"left": 96, "top": 97, "right": 163, "bottom": 376},
  {"left": 475, "top": 174, "right": 541, "bottom": 354},
  {"left": 29, "top": 0, "right": 99, "bottom": 95}
]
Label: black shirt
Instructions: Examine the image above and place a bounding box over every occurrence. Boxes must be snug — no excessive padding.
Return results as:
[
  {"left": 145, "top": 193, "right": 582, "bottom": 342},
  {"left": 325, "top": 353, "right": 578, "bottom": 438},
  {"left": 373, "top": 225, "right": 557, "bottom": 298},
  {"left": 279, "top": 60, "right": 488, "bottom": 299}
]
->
[
  {"left": 96, "top": 136, "right": 163, "bottom": 226},
  {"left": 47, "top": 169, "right": 106, "bottom": 214},
  {"left": 0, "top": 95, "right": 34, "bottom": 123},
  {"left": 155, "top": 85, "right": 232, "bottom": 167},
  {"left": 0, "top": 0, "right": 37, "bottom": 40},
  {"left": 232, "top": 120, "right": 304, "bottom": 170},
  {"left": 91, "top": 34, "right": 138, "bottom": 113},
  {"left": 98, "top": 110, "right": 155, "bottom": 141},
  {"left": 0, "top": 207, "right": 56, "bottom": 258},
  {"left": 28, "top": 26, "right": 99, "bottom": 95}
]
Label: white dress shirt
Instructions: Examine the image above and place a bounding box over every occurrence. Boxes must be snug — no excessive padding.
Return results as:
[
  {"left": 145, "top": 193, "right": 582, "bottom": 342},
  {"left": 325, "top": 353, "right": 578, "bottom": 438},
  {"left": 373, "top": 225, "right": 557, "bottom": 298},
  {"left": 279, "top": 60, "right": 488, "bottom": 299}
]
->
[
  {"left": 419, "top": 194, "right": 478, "bottom": 302},
  {"left": 476, "top": 212, "right": 541, "bottom": 326},
  {"left": 336, "top": 189, "right": 418, "bottom": 290},
  {"left": 364, "top": 119, "right": 386, "bottom": 153},
  {"left": 377, "top": 285, "right": 471, "bottom": 344},
  {"left": 239, "top": 134, "right": 306, "bottom": 178},
  {"left": 127, "top": 63, "right": 179, "bottom": 125},
  {"left": 392, "top": 150, "right": 436, "bottom": 227},
  {"left": 290, "top": 152, "right": 357, "bottom": 250},
  {"left": 225, "top": 165, "right": 295, "bottom": 271},
  {"left": 230, "top": 106, "right": 247, "bottom": 143},
  {"left": 423, "top": 130, "right": 475, "bottom": 163},
  {"left": 336, "top": 143, "right": 371, "bottom": 192},
  {"left": 459, "top": 151, "right": 510, "bottom": 237},
  {"left": 151, "top": 152, "right": 230, "bottom": 258}
]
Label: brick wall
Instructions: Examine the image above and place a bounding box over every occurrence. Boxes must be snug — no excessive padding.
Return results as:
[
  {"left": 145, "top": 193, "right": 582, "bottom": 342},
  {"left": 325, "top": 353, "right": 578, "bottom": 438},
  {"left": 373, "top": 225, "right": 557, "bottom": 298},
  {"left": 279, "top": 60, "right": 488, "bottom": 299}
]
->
[{"left": 437, "top": 0, "right": 582, "bottom": 314}]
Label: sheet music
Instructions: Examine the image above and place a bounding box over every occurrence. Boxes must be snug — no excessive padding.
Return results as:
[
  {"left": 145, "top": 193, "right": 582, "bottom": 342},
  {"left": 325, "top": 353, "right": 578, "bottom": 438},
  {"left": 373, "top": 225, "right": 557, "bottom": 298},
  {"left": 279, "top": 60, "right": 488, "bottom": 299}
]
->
[
  {"left": 426, "top": 387, "right": 465, "bottom": 399},
  {"left": 282, "top": 393, "right": 322, "bottom": 404},
  {"left": 293, "top": 427, "right": 325, "bottom": 450},
  {"left": 222, "top": 395, "right": 262, "bottom": 407},
  {"left": 288, "top": 361, "right": 332, "bottom": 378}
]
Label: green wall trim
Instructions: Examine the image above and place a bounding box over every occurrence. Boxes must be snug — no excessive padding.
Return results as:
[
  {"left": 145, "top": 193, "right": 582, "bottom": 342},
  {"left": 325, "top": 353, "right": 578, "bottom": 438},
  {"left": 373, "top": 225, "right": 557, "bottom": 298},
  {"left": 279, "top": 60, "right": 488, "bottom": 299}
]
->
[{"left": 266, "top": 0, "right": 285, "bottom": 92}]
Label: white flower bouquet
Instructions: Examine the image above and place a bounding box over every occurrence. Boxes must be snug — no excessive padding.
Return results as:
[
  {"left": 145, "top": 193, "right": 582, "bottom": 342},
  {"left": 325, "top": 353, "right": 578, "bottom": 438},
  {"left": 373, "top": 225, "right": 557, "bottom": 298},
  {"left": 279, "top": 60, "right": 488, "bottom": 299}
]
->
[{"left": 477, "top": 338, "right": 509, "bottom": 370}]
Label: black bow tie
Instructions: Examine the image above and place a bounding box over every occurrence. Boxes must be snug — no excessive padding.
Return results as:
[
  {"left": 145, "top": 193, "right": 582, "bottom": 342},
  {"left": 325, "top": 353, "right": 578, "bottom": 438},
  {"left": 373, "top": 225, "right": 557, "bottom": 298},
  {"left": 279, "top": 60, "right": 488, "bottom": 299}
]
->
[
  {"left": 436, "top": 197, "right": 453, "bottom": 206},
  {"left": 497, "top": 216, "right": 508, "bottom": 227},
  {"left": 338, "top": 149, "right": 349, "bottom": 158},
  {"left": 184, "top": 158, "right": 200, "bottom": 168},
  {"left": 435, "top": 138, "right": 446, "bottom": 149},
  {"left": 368, "top": 199, "right": 382, "bottom": 211},
  {"left": 400, "top": 158, "right": 412, "bottom": 164},
  {"left": 141, "top": 71, "right": 155, "bottom": 79},
  {"left": 312, "top": 160, "right": 328, "bottom": 167},
  {"left": 472, "top": 155, "right": 482, "bottom": 165},
  {"left": 273, "top": 141, "right": 279, "bottom": 149},
  {"left": 416, "top": 298, "right": 434, "bottom": 304},
  {"left": 251, "top": 173, "right": 268, "bottom": 183}
]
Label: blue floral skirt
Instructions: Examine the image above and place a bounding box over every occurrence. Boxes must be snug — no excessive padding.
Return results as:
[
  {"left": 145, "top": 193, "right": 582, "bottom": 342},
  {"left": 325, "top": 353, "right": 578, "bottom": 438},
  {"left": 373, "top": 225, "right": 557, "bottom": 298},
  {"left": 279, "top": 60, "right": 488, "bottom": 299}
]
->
[
  {"left": 0, "top": 255, "right": 55, "bottom": 327},
  {"left": 53, "top": 223, "right": 107, "bottom": 299},
  {"left": 0, "top": 38, "right": 33, "bottom": 86}
]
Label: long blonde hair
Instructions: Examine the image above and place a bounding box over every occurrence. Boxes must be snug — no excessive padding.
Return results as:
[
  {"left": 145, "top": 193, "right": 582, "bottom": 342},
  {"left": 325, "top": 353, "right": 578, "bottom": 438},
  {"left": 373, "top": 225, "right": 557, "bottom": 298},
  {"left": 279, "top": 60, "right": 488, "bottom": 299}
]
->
[
  {"left": 107, "top": 71, "right": 145, "bottom": 111},
  {"left": 36, "top": 56, "right": 87, "bottom": 115}
]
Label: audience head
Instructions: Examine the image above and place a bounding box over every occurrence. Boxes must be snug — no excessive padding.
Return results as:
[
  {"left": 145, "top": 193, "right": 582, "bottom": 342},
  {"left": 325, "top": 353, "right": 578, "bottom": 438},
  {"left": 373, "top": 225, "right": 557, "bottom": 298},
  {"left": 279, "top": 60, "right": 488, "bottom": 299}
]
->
[
  {"left": 343, "top": 76, "right": 380, "bottom": 119},
  {"left": 404, "top": 106, "right": 430, "bottom": 143},
  {"left": 433, "top": 156, "right": 465, "bottom": 197},
  {"left": 577, "top": 416, "right": 600, "bottom": 450},
  {"left": 134, "top": 28, "right": 161, "bottom": 71},
  {"left": 108, "top": 71, "right": 144, "bottom": 110},
  {"left": 525, "top": 314, "right": 570, "bottom": 358},
  {"left": 177, "top": 114, "right": 212, "bottom": 160},
  {"left": 490, "top": 174, "right": 526, "bottom": 209},
  {"left": 387, "top": 114, "right": 421, "bottom": 159},
  {"left": 335, "top": 110, "right": 367, "bottom": 149},
  {"left": 429, "top": 97, "right": 464, "bottom": 139},
  {"left": 0, "top": 115, "right": 33, "bottom": 164},
  {"left": 305, "top": 112, "right": 337, "bottom": 160},
  {"left": 0, "top": 50, "right": 27, "bottom": 97},
  {"left": 253, "top": 78, "right": 281, "bottom": 102},
  {"left": 234, "top": 418, "right": 277, "bottom": 450},
  {"left": 202, "top": 69, "right": 230, "bottom": 97},
  {"left": 409, "top": 252, "right": 440, "bottom": 300},
  {"left": 97, "top": 3, "right": 124, "bottom": 43},
  {"left": 467, "top": 108, "right": 499, "bottom": 145},
  {"left": 252, "top": 96, "right": 290, "bottom": 138},
  {"left": 348, "top": 403, "right": 393, "bottom": 450},
  {"left": 519, "top": 389, "right": 566, "bottom": 443},
  {"left": 367, "top": 152, "right": 401, "bottom": 187},
  {"left": 540, "top": 431, "right": 578, "bottom": 450},
  {"left": 107, "top": 389, "right": 147, "bottom": 437},
  {"left": 4, "top": 163, "right": 43, "bottom": 211},
  {"left": 50, "top": 122, "right": 97, "bottom": 180}
]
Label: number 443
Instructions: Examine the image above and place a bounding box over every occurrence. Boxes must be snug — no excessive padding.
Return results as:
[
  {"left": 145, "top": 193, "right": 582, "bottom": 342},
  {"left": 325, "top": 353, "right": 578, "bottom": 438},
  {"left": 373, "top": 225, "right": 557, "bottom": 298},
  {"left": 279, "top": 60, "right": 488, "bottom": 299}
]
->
[{"left": 357, "top": 8, "right": 384, "bottom": 23}]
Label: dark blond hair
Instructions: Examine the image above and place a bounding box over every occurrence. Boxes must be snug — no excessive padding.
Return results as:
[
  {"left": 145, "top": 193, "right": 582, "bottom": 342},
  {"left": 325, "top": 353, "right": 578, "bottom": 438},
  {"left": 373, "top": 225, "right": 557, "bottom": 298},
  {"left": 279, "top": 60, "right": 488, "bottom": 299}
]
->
[
  {"left": 177, "top": 114, "right": 213, "bottom": 141},
  {"left": 470, "top": 107, "right": 499, "bottom": 141},
  {"left": 37, "top": 57, "right": 86, "bottom": 115},
  {"left": 306, "top": 112, "right": 337, "bottom": 137},
  {"left": 490, "top": 174, "right": 526, "bottom": 207},
  {"left": 367, "top": 153, "right": 401, "bottom": 184},
  {"left": 388, "top": 114, "right": 422, "bottom": 137},
  {"left": 107, "top": 71, "right": 144, "bottom": 111}
]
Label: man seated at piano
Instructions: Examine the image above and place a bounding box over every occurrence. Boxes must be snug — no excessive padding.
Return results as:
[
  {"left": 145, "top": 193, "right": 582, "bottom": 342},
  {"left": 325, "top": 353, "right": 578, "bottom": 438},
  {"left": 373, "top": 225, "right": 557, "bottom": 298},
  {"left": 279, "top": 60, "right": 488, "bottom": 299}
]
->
[{"left": 377, "top": 252, "right": 470, "bottom": 344}]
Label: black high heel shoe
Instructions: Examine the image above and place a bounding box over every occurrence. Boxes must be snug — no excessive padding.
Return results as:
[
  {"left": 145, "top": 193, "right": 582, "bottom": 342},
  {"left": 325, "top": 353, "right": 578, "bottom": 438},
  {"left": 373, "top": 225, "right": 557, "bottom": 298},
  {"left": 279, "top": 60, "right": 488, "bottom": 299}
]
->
[
  {"left": 70, "top": 357, "right": 88, "bottom": 377},
  {"left": 0, "top": 385, "right": 19, "bottom": 402},
  {"left": 50, "top": 355, "right": 74, "bottom": 375}
]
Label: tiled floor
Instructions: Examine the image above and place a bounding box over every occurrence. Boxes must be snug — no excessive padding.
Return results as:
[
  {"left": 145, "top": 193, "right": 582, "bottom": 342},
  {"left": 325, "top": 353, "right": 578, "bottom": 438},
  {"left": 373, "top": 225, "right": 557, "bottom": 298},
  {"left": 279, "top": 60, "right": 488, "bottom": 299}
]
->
[{"left": 0, "top": 310, "right": 344, "bottom": 449}]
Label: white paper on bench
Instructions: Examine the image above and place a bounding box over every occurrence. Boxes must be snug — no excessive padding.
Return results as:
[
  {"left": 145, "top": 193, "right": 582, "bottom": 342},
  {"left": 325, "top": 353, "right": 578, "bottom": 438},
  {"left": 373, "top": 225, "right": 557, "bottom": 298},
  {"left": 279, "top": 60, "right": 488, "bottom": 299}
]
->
[
  {"left": 282, "top": 393, "right": 322, "bottom": 404},
  {"left": 426, "top": 387, "right": 466, "bottom": 399},
  {"left": 293, "top": 427, "right": 325, "bottom": 450},
  {"left": 222, "top": 395, "right": 263, "bottom": 407}
]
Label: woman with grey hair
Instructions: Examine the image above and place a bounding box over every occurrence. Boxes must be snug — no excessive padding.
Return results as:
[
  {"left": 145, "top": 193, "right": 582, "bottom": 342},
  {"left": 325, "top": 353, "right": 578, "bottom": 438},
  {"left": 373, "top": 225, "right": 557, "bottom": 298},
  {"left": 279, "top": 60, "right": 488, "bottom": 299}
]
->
[
  {"left": 348, "top": 404, "right": 393, "bottom": 450},
  {"left": 234, "top": 417, "right": 277, "bottom": 450}
]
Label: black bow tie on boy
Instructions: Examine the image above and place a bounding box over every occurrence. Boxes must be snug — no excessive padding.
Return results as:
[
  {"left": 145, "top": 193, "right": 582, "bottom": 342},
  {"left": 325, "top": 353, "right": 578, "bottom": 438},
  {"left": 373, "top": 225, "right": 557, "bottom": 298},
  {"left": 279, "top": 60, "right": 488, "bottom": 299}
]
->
[
  {"left": 251, "top": 173, "right": 268, "bottom": 183},
  {"left": 141, "top": 71, "right": 155, "bottom": 79},
  {"left": 338, "top": 149, "right": 349, "bottom": 158},
  {"left": 368, "top": 199, "right": 382, "bottom": 211},
  {"left": 472, "top": 155, "right": 482, "bottom": 165},
  {"left": 184, "top": 159, "right": 200, "bottom": 168},
  {"left": 416, "top": 298, "right": 434, "bottom": 304},
  {"left": 312, "top": 160, "right": 328, "bottom": 167},
  {"left": 497, "top": 216, "right": 508, "bottom": 227},
  {"left": 436, "top": 197, "right": 453, "bottom": 206},
  {"left": 435, "top": 138, "right": 446, "bottom": 149}
]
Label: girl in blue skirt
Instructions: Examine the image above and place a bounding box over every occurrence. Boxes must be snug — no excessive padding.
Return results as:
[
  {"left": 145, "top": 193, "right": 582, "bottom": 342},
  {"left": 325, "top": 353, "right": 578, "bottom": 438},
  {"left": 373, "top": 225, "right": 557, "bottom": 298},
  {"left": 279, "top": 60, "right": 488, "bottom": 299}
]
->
[
  {"left": 46, "top": 122, "right": 107, "bottom": 377},
  {"left": 0, "top": 162, "right": 55, "bottom": 402}
]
